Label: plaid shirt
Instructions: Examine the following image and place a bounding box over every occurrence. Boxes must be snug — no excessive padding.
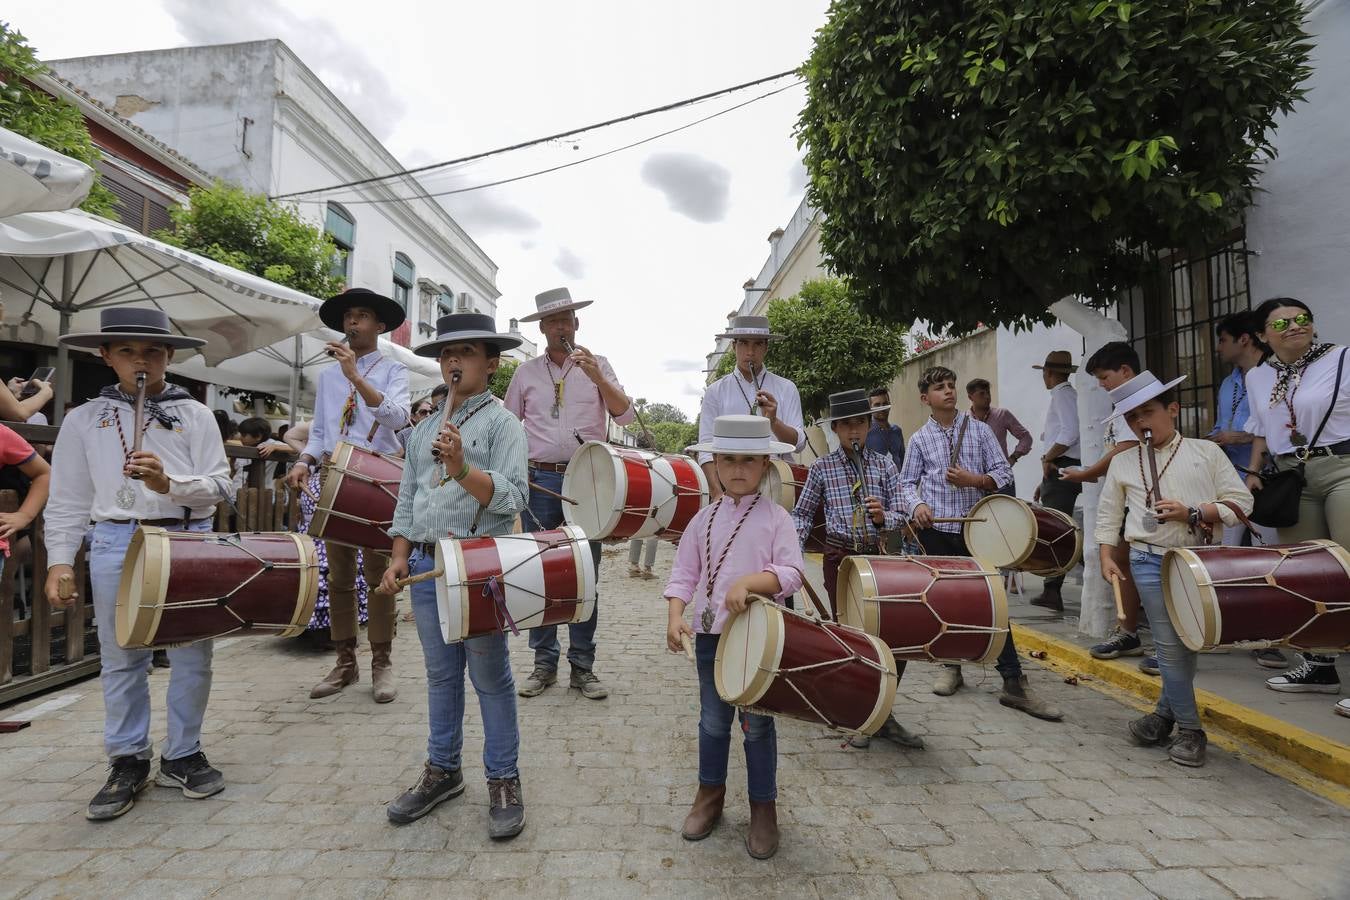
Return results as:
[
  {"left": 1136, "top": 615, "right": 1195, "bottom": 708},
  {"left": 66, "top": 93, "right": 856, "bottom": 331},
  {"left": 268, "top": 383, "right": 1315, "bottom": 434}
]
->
[
  {"left": 899, "top": 413, "right": 1012, "bottom": 533},
  {"left": 792, "top": 447, "right": 904, "bottom": 549}
]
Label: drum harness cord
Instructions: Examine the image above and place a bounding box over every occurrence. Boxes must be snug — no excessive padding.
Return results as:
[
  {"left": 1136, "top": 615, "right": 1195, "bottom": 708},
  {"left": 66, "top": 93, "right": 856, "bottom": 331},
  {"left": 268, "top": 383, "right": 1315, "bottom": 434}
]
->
[{"left": 464, "top": 533, "right": 583, "bottom": 637}]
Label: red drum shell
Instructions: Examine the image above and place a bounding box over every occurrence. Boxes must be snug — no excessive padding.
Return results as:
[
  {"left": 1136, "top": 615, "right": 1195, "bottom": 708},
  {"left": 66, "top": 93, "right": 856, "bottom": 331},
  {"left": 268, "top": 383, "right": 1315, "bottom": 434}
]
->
[
  {"left": 837, "top": 555, "right": 1009, "bottom": 664},
  {"left": 562, "top": 442, "right": 708, "bottom": 542},
  {"left": 116, "top": 528, "right": 318, "bottom": 648},
  {"left": 770, "top": 461, "right": 826, "bottom": 553},
  {"left": 309, "top": 441, "right": 403, "bottom": 552},
  {"left": 715, "top": 598, "right": 897, "bottom": 736},
  {"left": 964, "top": 493, "right": 1082, "bottom": 577},
  {"left": 1163, "top": 540, "right": 1350, "bottom": 652}
]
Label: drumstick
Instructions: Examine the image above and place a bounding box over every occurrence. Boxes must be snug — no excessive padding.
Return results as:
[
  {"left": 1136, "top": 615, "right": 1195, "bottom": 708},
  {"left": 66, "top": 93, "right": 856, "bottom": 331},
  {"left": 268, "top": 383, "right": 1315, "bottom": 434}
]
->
[
  {"left": 1109, "top": 572, "right": 1126, "bottom": 625},
  {"left": 57, "top": 572, "right": 75, "bottom": 601},
  {"left": 528, "top": 480, "right": 578, "bottom": 505},
  {"left": 930, "top": 517, "right": 987, "bottom": 524},
  {"left": 128, "top": 371, "right": 147, "bottom": 479},
  {"left": 679, "top": 632, "right": 695, "bottom": 662},
  {"left": 376, "top": 567, "right": 446, "bottom": 595}
]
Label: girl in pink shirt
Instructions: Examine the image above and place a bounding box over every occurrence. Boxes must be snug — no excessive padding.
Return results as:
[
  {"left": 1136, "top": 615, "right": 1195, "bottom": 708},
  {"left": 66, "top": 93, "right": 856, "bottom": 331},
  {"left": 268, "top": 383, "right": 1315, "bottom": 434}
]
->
[{"left": 664, "top": 415, "right": 804, "bottom": 860}]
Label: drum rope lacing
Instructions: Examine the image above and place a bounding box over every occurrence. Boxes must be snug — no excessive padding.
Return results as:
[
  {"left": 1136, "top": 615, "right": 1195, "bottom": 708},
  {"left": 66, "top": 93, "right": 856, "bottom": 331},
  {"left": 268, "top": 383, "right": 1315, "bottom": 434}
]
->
[
  {"left": 615, "top": 449, "right": 706, "bottom": 538},
  {"left": 856, "top": 560, "right": 1008, "bottom": 658},
  {"left": 449, "top": 532, "right": 589, "bottom": 635}
]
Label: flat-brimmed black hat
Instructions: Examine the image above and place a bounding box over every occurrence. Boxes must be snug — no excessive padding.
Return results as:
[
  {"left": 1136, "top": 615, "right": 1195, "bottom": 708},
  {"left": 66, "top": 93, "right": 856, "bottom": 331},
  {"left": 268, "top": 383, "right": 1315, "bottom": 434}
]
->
[
  {"left": 414, "top": 312, "right": 524, "bottom": 358},
  {"left": 816, "top": 389, "right": 888, "bottom": 424},
  {"left": 59, "top": 307, "right": 207, "bottom": 350},
  {"left": 319, "top": 287, "right": 406, "bottom": 332}
]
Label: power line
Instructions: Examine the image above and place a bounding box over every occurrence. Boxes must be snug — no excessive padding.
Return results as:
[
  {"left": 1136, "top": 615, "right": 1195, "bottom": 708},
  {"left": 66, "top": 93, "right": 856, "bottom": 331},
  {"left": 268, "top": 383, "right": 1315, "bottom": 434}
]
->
[
  {"left": 268, "top": 69, "right": 800, "bottom": 201},
  {"left": 325, "top": 81, "right": 802, "bottom": 207}
]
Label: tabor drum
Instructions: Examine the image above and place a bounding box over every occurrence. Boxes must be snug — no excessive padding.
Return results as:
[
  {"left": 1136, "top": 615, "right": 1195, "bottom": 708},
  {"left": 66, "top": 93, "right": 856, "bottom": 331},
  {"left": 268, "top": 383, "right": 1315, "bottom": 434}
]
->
[
  {"left": 964, "top": 493, "right": 1082, "bottom": 577},
  {"left": 1163, "top": 540, "right": 1350, "bottom": 652},
  {"left": 117, "top": 527, "right": 318, "bottom": 648},
  {"left": 435, "top": 525, "right": 597, "bottom": 643},
  {"left": 309, "top": 441, "right": 403, "bottom": 552},
  {"left": 562, "top": 441, "right": 707, "bottom": 542},
  {"left": 715, "top": 597, "right": 897, "bottom": 736},
  {"left": 769, "top": 460, "right": 826, "bottom": 553},
  {"left": 837, "top": 555, "right": 1009, "bottom": 664}
]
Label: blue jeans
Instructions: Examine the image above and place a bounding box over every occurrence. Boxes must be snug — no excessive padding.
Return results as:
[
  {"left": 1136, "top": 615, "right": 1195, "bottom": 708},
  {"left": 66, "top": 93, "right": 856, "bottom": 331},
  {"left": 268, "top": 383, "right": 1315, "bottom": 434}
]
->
[
  {"left": 523, "top": 469, "right": 602, "bottom": 672},
  {"left": 90, "top": 519, "right": 214, "bottom": 762},
  {"left": 409, "top": 550, "right": 520, "bottom": 779},
  {"left": 694, "top": 634, "right": 776, "bottom": 802},
  {"left": 1131, "top": 550, "right": 1201, "bottom": 730}
]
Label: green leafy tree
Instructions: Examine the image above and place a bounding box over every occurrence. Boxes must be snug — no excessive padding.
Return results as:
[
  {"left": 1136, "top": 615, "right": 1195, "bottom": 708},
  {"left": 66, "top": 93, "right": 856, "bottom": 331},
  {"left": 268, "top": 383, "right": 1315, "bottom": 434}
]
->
[
  {"left": 711, "top": 278, "right": 907, "bottom": 416},
  {"left": 489, "top": 358, "right": 519, "bottom": 400},
  {"left": 644, "top": 421, "right": 699, "bottom": 455},
  {"left": 156, "top": 181, "right": 346, "bottom": 298},
  {"left": 641, "top": 402, "right": 688, "bottom": 425},
  {"left": 797, "top": 0, "right": 1313, "bottom": 331},
  {"left": 0, "top": 23, "right": 118, "bottom": 218}
]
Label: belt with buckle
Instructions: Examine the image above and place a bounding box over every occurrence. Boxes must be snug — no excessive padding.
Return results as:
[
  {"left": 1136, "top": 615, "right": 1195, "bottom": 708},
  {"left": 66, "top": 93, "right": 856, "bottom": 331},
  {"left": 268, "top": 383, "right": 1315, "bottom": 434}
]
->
[
  {"left": 106, "top": 517, "right": 212, "bottom": 528},
  {"left": 1284, "top": 439, "right": 1350, "bottom": 462},
  {"left": 824, "top": 537, "right": 881, "bottom": 555},
  {"left": 529, "top": 460, "right": 568, "bottom": 473}
]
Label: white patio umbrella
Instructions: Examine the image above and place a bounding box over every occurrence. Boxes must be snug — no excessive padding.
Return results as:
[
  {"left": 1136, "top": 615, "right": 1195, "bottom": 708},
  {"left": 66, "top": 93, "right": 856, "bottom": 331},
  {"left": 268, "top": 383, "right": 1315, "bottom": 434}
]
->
[
  {"left": 0, "top": 207, "right": 321, "bottom": 422},
  {"left": 0, "top": 126, "right": 95, "bottom": 218}
]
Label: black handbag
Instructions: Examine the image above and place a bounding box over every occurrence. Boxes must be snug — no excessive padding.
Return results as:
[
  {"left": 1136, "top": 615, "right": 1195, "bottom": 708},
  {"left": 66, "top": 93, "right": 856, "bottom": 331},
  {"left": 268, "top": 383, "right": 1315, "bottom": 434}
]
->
[{"left": 1249, "top": 348, "right": 1347, "bottom": 528}]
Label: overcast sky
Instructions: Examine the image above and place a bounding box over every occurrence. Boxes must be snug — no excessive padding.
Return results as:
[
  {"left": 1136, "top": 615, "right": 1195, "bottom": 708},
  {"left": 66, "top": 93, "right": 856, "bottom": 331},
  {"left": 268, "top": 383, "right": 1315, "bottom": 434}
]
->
[{"left": 15, "top": 0, "right": 829, "bottom": 417}]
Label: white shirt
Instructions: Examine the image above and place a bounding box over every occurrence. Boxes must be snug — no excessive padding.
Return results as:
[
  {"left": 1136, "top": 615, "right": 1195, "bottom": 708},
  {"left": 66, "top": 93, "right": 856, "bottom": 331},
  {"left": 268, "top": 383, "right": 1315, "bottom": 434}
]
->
[
  {"left": 46, "top": 394, "right": 234, "bottom": 566},
  {"left": 302, "top": 349, "right": 410, "bottom": 461},
  {"left": 1244, "top": 348, "right": 1350, "bottom": 457},
  {"left": 1041, "top": 381, "right": 1081, "bottom": 459},
  {"left": 698, "top": 367, "right": 806, "bottom": 464}
]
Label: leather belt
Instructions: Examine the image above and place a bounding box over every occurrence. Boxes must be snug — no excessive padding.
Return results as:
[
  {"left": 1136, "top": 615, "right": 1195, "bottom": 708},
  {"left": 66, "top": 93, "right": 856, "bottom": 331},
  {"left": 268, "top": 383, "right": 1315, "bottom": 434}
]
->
[
  {"left": 1281, "top": 439, "right": 1350, "bottom": 462},
  {"left": 824, "top": 537, "right": 881, "bottom": 555},
  {"left": 529, "top": 460, "right": 568, "bottom": 473},
  {"left": 1129, "top": 541, "right": 1171, "bottom": 557},
  {"left": 105, "top": 517, "right": 212, "bottom": 528}
]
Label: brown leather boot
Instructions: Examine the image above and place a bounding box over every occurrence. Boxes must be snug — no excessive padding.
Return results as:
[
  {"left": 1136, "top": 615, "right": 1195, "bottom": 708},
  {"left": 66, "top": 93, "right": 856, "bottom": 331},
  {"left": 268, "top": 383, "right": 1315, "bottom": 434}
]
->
[
  {"left": 371, "top": 641, "right": 397, "bottom": 703},
  {"left": 679, "top": 784, "right": 725, "bottom": 841},
  {"left": 1029, "top": 584, "right": 1064, "bottom": 612},
  {"left": 745, "top": 800, "right": 779, "bottom": 859},
  {"left": 310, "top": 638, "right": 358, "bottom": 699}
]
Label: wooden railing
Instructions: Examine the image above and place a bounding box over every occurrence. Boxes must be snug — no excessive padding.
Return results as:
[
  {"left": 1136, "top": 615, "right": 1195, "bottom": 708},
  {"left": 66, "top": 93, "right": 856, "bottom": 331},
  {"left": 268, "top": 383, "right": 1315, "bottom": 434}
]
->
[{"left": 0, "top": 422, "right": 304, "bottom": 706}]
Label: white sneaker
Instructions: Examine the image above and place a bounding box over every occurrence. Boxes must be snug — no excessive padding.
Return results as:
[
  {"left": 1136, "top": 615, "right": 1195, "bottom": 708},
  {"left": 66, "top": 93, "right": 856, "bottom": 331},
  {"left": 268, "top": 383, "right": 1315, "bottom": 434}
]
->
[
  {"left": 1336, "top": 698, "right": 1350, "bottom": 718},
  {"left": 933, "top": 667, "right": 964, "bottom": 696}
]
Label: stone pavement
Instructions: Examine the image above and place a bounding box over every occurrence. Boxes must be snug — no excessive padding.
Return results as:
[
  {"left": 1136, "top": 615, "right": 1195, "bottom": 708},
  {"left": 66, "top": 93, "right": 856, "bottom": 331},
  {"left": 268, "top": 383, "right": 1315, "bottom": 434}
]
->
[{"left": 0, "top": 542, "right": 1347, "bottom": 899}]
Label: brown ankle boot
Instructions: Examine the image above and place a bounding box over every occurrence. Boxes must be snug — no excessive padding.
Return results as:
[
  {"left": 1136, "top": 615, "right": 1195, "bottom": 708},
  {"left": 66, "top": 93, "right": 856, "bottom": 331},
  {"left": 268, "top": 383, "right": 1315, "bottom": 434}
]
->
[
  {"left": 310, "top": 638, "right": 359, "bottom": 698},
  {"left": 680, "top": 784, "right": 725, "bottom": 841},
  {"left": 746, "top": 800, "right": 779, "bottom": 859},
  {"left": 371, "top": 641, "right": 397, "bottom": 703}
]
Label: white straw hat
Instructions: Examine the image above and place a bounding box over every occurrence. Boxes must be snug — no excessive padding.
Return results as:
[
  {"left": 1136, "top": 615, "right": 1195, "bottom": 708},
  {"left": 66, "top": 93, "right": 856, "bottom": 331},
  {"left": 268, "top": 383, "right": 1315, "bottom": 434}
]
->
[
  {"left": 687, "top": 414, "right": 794, "bottom": 455},
  {"left": 1101, "top": 370, "right": 1187, "bottom": 423}
]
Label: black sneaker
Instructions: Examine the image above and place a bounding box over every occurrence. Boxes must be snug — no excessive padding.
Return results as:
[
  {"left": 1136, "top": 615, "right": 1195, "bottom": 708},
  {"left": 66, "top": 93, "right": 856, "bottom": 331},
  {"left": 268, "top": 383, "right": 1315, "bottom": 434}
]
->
[
  {"left": 86, "top": 756, "right": 152, "bottom": 821},
  {"left": 156, "top": 751, "right": 224, "bottom": 799},
  {"left": 1253, "top": 649, "right": 1289, "bottom": 669},
  {"left": 1090, "top": 630, "right": 1143, "bottom": 660},
  {"left": 1128, "top": 712, "right": 1175, "bottom": 746},
  {"left": 1266, "top": 657, "right": 1342, "bottom": 694},
  {"left": 388, "top": 763, "right": 465, "bottom": 824},
  {"left": 487, "top": 776, "right": 525, "bottom": 840},
  {"left": 1169, "top": 728, "right": 1207, "bottom": 767},
  {"left": 1139, "top": 655, "right": 1160, "bottom": 676}
]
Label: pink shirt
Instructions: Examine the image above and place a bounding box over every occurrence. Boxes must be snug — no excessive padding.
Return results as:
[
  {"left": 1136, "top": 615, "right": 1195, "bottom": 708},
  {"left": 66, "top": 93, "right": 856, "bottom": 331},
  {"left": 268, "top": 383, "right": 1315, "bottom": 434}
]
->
[
  {"left": 503, "top": 352, "right": 636, "bottom": 463},
  {"left": 664, "top": 494, "right": 805, "bottom": 635},
  {"left": 974, "top": 406, "right": 1033, "bottom": 459},
  {"left": 0, "top": 424, "right": 37, "bottom": 556}
]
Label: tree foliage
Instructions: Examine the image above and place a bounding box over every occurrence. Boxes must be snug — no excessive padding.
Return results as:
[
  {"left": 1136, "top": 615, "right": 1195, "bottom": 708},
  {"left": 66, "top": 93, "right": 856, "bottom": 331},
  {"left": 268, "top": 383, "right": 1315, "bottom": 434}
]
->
[
  {"left": 0, "top": 22, "right": 119, "bottom": 218},
  {"left": 156, "top": 181, "right": 347, "bottom": 299},
  {"left": 637, "top": 401, "right": 688, "bottom": 425},
  {"left": 489, "top": 358, "right": 519, "bottom": 400},
  {"left": 797, "top": 0, "right": 1314, "bottom": 332},
  {"left": 711, "top": 278, "right": 907, "bottom": 416},
  {"left": 641, "top": 420, "right": 699, "bottom": 455}
]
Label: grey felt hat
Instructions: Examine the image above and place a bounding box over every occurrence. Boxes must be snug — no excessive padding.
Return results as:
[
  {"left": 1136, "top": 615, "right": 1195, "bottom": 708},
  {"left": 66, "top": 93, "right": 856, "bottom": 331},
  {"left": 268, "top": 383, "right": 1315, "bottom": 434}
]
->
[
  {"left": 816, "top": 389, "right": 888, "bottom": 424},
  {"left": 414, "top": 312, "right": 524, "bottom": 357},
  {"left": 717, "top": 315, "right": 784, "bottom": 341},
  {"left": 58, "top": 307, "right": 207, "bottom": 350},
  {"left": 518, "top": 287, "right": 592, "bottom": 323}
]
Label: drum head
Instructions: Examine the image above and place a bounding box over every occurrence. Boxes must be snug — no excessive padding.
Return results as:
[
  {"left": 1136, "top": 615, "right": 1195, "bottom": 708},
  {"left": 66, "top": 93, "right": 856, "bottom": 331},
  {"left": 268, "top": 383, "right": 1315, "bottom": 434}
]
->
[
  {"left": 562, "top": 442, "right": 622, "bottom": 540},
  {"left": 767, "top": 461, "right": 792, "bottom": 512},
  {"left": 837, "top": 557, "right": 878, "bottom": 635},
  {"left": 965, "top": 494, "right": 1036, "bottom": 569},
  {"left": 1163, "top": 549, "right": 1217, "bottom": 652},
  {"left": 714, "top": 600, "right": 782, "bottom": 707},
  {"left": 115, "top": 527, "right": 169, "bottom": 649}
]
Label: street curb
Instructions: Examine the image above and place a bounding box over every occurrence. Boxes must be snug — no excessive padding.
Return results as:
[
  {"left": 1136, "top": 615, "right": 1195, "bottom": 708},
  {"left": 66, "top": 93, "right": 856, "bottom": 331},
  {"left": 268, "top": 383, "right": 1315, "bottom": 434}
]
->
[{"left": 1011, "top": 623, "right": 1350, "bottom": 808}]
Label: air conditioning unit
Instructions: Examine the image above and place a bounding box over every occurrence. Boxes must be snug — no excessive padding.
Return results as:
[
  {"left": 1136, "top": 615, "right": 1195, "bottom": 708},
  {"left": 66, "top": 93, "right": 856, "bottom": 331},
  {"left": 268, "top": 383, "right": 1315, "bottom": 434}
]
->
[{"left": 457, "top": 292, "right": 473, "bottom": 313}]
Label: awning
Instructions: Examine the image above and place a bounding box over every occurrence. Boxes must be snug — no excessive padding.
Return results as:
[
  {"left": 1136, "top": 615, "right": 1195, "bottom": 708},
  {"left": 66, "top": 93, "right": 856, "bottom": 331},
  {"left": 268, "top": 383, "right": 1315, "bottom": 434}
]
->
[{"left": 0, "top": 126, "right": 95, "bottom": 218}]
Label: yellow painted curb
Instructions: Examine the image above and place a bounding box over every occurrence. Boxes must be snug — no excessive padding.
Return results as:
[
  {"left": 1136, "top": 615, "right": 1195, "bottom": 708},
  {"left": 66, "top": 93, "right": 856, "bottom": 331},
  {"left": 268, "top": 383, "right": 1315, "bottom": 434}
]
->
[{"left": 1011, "top": 623, "right": 1350, "bottom": 809}]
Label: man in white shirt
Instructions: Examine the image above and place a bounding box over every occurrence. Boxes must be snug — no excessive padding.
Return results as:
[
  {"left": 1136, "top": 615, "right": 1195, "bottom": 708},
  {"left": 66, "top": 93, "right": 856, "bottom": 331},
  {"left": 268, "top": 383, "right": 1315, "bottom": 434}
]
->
[
  {"left": 1032, "top": 350, "right": 1082, "bottom": 612},
  {"left": 286, "top": 288, "right": 410, "bottom": 703},
  {"left": 699, "top": 316, "right": 806, "bottom": 501}
]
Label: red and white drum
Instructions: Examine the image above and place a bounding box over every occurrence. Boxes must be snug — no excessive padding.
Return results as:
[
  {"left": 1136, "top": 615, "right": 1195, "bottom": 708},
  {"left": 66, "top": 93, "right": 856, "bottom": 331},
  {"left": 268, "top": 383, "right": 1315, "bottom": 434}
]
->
[
  {"left": 836, "top": 556, "right": 1009, "bottom": 664},
  {"left": 309, "top": 441, "right": 403, "bottom": 552},
  {"left": 964, "top": 493, "right": 1082, "bottom": 577},
  {"left": 434, "top": 525, "right": 597, "bottom": 644},
  {"left": 117, "top": 528, "right": 318, "bottom": 648},
  {"left": 715, "top": 597, "right": 898, "bottom": 736},
  {"left": 562, "top": 441, "right": 708, "bottom": 542},
  {"left": 769, "top": 460, "right": 826, "bottom": 553},
  {"left": 1163, "top": 540, "right": 1350, "bottom": 652}
]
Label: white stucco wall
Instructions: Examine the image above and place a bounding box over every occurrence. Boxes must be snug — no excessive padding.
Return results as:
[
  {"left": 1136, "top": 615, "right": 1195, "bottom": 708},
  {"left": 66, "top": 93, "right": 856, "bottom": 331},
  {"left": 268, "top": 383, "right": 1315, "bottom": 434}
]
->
[{"left": 994, "top": 323, "right": 1085, "bottom": 497}]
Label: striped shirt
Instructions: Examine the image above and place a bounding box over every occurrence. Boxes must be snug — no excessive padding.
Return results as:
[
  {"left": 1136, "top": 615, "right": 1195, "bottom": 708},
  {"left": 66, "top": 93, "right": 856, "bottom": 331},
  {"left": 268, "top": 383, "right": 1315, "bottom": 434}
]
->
[
  {"left": 899, "top": 413, "right": 1012, "bottom": 533},
  {"left": 792, "top": 447, "right": 904, "bottom": 549},
  {"left": 389, "top": 390, "right": 529, "bottom": 542},
  {"left": 1095, "top": 431, "right": 1252, "bottom": 548}
]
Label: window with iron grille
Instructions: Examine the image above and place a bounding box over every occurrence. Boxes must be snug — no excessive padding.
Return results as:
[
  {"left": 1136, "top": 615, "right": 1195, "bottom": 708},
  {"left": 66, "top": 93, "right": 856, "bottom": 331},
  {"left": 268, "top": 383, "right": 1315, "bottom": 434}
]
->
[
  {"left": 392, "top": 252, "right": 414, "bottom": 311},
  {"left": 325, "top": 202, "right": 355, "bottom": 283},
  {"left": 1116, "top": 230, "right": 1252, "bottom": 438}
]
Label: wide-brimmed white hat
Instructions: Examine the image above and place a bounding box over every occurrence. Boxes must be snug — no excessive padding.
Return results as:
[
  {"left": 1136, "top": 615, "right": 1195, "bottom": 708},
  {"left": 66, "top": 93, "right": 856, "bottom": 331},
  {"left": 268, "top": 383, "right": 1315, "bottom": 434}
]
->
[
  {"left": 687, "top": 414, "right": 794, "bottom": 455},
  {"left": 518, "top": 287, "right": 592, "bottom": 322},
  {"left": 717, "top": 315, "right": 784, "bottom": 341},
  {"left": 1102, "top": 370, "right": 1187, "bottom": 422}
]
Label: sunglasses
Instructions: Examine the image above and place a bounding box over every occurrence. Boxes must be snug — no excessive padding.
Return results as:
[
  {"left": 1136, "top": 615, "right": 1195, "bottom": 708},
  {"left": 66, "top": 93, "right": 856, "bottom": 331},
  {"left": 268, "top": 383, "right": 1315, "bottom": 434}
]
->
[{"left": 1268, "top": 312, "right": 1313, "bottom": 333}]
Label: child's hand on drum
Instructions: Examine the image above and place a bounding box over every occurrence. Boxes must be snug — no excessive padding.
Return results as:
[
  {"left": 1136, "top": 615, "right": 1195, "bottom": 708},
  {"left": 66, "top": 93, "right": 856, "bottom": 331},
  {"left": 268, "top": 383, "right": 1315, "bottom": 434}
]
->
[
  {"left": 724, "top": 577, "right": 754, "bottom": 614},
  {"left": 381, "top": 558, "right": 410, "bottom": 596},
  {"left": 911, "top": 503, "right": 934, "bottom": 529}
]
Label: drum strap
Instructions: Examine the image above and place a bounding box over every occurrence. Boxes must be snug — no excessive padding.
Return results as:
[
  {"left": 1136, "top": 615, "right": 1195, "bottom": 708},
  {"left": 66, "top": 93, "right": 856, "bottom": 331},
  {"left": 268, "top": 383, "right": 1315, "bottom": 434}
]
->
[{"left": 799, "top": 579, "right": 833, "bottom": 621}]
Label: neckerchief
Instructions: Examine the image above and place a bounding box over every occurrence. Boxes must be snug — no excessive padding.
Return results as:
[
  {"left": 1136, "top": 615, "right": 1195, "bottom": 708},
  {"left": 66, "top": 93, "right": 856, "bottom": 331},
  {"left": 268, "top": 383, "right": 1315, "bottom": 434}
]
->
[
  {"left": 1268, "top": 342, "right": 1334, "bottom": 408},
  {"left": 98, "top": 383, "right": 191, "bottom": 430}
]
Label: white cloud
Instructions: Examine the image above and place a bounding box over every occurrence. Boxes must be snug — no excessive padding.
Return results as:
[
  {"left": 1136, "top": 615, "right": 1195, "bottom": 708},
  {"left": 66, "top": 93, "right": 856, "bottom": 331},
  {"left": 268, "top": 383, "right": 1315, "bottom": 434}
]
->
[
  {"left": 554, "top": 247, "right": 586, "bottom": 279},
  {"left": 640, "top": 152, "right": 732, "bottom": 223},
  {"left": 441, "top": 193, "right": 541, "bottom": 235}
]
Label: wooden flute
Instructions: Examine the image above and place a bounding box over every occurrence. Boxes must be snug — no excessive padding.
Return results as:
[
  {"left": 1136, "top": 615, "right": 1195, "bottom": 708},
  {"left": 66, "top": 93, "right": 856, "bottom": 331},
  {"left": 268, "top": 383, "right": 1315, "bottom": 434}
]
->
[{"left": 129, "top": 371, "right": 147, "bottom": 480}]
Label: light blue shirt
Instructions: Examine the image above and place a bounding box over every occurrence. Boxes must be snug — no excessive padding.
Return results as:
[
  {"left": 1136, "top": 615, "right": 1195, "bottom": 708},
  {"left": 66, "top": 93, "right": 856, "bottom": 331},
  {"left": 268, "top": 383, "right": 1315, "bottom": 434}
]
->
[{"left": 1212, "top": 368, "right": 1251, "bottom": 470}]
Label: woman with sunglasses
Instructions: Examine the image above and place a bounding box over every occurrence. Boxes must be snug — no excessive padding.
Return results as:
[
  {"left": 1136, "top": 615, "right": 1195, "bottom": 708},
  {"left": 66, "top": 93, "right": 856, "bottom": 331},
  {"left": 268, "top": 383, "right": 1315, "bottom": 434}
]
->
[{"left": 1243, "top": 297, "right": 1350, "bottom": 717}]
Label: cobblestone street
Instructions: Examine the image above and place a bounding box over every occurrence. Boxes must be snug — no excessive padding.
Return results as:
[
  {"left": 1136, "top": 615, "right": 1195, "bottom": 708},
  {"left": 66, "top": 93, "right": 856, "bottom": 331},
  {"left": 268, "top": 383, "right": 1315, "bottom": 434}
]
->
[{"left": 1, "top": 543, "right": 1347, "bottom": 899}]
